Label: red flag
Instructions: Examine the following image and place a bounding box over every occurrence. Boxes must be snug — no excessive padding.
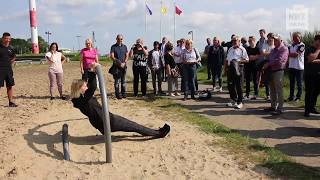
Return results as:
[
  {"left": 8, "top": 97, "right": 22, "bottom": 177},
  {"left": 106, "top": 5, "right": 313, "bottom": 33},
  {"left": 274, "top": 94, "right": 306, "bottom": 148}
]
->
[{"left": 175, "top": 5, "right": 182, "bottom": 15}]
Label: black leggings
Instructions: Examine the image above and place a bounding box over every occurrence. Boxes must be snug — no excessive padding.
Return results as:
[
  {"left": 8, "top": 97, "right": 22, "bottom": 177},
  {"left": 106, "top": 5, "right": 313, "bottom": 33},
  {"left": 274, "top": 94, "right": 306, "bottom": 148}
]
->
[{"left": 90, "top": 112, "right": 159, "bottom": 137}]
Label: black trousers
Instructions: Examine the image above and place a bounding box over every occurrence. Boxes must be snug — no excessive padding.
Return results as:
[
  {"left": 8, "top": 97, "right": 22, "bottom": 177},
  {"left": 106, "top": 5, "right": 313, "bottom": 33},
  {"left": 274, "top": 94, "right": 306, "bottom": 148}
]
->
[
  {"left": 289, "top": 68, "right": 303, "bottom": 99},
  {"left": 133, "top": 65, "right": 147, "bottom": 96},
  {"left": 207, "top": 62, "right": 212, "bottom": 79},
  {"left": 211, "top": 63, "right": 223, "bottom": 88},
  {"left": 304, "top": 73, "right": 320, "bottom": 113},
  {"left": 244, "top": 62, "right": 258, "bottom": 96},
  {"left": 227, "top": 66, "right": 243, "bottom": 103},
  {"left": 90, "top": 112, "right": 159, "bottom": 137}
]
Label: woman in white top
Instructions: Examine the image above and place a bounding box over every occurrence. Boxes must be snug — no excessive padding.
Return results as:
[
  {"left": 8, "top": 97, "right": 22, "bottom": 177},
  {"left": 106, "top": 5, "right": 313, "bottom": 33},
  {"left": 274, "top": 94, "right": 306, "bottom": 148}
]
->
[
  {"left": 181, "top": 39, "right": 201, "bottom": 100},
  {"left": 45, "top": 42, "right": 66, "bottom": 100}
]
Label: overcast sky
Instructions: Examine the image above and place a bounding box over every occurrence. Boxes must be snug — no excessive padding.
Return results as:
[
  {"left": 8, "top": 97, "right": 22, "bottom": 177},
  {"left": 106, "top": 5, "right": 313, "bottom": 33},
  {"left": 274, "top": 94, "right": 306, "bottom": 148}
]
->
[{"left": 0, "top": 0, "right": 319, "bottom": 54}]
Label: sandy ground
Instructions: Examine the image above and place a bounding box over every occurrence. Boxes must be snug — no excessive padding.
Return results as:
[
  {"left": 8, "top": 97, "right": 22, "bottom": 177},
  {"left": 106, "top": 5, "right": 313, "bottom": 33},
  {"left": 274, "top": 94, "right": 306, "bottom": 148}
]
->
[{"left": 0, "top": 63, "right": 271, "bottom": 180}]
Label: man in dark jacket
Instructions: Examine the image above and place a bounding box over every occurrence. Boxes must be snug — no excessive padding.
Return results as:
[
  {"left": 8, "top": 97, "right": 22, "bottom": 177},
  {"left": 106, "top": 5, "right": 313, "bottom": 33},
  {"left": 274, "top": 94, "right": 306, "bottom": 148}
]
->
[
  {"left": 304, "top": 35, "right": 320, "bottom": 117},
  {"left": 208, "top": 37, "right": 225, "bottom": 91}
]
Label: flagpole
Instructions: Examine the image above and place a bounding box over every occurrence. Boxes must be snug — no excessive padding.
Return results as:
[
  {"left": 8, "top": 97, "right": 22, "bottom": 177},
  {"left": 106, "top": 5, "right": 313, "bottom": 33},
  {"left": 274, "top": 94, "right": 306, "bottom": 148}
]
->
[
  {"left": 160, "top": 0, "right": 163, "bottom": 41},
  {"left": 145, "top": 0, "right": 147, "bottom": 34},
  {"left": 173, "top": 1, "right": 176, "bottom": 42}
]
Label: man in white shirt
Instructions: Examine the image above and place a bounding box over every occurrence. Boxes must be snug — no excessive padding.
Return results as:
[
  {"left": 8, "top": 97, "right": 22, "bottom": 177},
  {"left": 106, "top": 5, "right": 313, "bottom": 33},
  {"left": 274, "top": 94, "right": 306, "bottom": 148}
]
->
[
  {"left": 288, "top": 32, "right": 305, "bottom": 102},
  {"left": 174, "top": 39, "right": 185, "bottom": 91},
  {"left": 149, "top": 41, "right": 164, "bottom": 95},
  {"left": 225, "top": 36, "right": 249, "bottom": 109}
]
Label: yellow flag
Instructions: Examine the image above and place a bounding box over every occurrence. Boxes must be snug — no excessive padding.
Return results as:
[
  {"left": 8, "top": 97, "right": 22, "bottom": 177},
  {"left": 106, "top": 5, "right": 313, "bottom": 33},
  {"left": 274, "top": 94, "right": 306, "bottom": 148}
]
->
[{"left": 161, "top": 6, "right": 167, "bottom": 15}]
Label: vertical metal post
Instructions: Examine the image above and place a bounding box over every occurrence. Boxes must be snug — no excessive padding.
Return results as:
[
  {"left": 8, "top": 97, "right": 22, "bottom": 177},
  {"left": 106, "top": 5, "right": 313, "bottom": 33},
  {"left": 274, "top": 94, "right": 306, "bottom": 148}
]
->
[
  {"left": 62, "top": 124, "right": 70, "bottom": 161},
  {"left": 95, "top": 65, "right": 112, "bottom": 163}
]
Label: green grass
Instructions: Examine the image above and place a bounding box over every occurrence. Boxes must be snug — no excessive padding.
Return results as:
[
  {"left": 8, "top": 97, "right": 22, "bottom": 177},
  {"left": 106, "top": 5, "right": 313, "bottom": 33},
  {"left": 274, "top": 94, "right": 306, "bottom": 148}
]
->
[{"left": 137, "top": 98, "right": 320, "bottom": 179}]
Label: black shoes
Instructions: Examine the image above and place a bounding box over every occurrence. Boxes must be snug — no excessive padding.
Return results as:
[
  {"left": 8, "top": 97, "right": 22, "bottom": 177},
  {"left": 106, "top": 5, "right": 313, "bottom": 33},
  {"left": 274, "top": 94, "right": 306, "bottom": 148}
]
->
[
  {"left": 287, "top": 97, "right": 294, "bottom": 102},
  {"left": 51, "top": 96, "right": 66, "bottom": 100},
  {"left": 271, "top": 110, "right": 283, "bottom": 115},
  {"left": 9, "top": 102, "right": 18, "bottom": 107},
  {"left": 264, "top": 107, "right": 276, "bottom": 112},
  {"left": 158, "top": 124, "right": 170, "bottom": 138},
  {"left": 116, "top": 95, "right": 122, "bottom": 100},
  {"left": 310, "top": 110, "right": 320, "bottom": 114},
  {"left": 304, "top": 109, "right": 320, "bottom": 117},
  {"left": 60, "top": 96, "right": 67, "bottom": 100}
]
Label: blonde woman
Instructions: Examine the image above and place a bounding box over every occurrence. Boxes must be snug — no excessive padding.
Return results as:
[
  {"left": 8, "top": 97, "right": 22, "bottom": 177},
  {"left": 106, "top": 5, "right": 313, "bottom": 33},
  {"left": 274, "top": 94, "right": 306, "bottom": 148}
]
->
[
  {"left": 70, "top": 63, "right": 170, "bottom": 137},
  {"left": 45, "top": 42, "right": 66, "bottom": 100},
  {"left": 181, "top": 39, "right": 201, "bottom": 100},
  {"left": 80, "top": 39, "right": 99, "bottom": 81}
]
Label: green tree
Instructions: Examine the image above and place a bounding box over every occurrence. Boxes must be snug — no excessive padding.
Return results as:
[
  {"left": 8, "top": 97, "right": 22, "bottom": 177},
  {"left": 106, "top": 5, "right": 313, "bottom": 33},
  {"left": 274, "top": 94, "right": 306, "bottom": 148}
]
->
[
  {"left": 27, "top": 36, "right": 48, "bottom": 53},
  {"left": 288, "top": 30, "right": 320, "bottom": 47},
  {"left": 10, "top": 38, "right": 31, "bottom": 54}
]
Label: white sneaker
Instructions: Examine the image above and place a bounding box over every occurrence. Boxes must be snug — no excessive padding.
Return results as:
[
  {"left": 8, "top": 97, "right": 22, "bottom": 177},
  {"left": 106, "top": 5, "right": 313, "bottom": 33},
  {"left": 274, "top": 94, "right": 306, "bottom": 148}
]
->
[
  {"left": 169, "top": 93, "right": 175, "bottom": 97},
  {"left": 175, "top": 92, "right": 181, "bottom": 96},
  {"left": 218, "top": 87, "right": 223, "bottom": 92},
  {"left": 235, "top": 103, "right": 243, "bottom": 109},
  {"left": 226, "top": 101, "right": 236, "bottom": 107}
]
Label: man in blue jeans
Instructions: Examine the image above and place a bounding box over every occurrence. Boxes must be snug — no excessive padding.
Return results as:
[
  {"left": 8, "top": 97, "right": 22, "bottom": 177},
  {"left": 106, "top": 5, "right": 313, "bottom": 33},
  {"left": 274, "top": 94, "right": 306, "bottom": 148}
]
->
[
  {"left": 110, "top": 34, "right": 128, "bottom": 99},
  {"left": 288, "top": 32, "right": 305, "bottom": 102}
]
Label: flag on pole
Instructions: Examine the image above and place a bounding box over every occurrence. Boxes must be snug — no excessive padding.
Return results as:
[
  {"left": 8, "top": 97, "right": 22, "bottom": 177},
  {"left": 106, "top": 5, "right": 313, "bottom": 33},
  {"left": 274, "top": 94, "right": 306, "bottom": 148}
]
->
[
  {"left": 175, "top": 5, "right": 182, "bottom": 15},
  {"left": 161, "top": 6, "right": 167, "bottom": 15},
  {"left": 146, "top": 4, "right": 152, "bottom": 15},
  {"left": 161, "top": 0, "right": 167, "bottom": 15}
]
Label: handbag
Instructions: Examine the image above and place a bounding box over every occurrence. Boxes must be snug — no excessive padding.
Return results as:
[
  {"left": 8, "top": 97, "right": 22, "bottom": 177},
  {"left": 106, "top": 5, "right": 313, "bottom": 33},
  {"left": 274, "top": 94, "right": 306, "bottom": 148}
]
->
[{"left": 170, "top": 66, "right": 180, "bottom": 78}]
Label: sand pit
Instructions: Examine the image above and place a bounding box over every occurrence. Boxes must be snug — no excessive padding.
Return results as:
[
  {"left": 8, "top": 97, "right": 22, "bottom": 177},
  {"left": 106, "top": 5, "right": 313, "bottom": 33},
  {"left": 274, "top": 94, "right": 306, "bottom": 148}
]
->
[{"left": 0, "top": 63, "right": 270, "bottom": 179}]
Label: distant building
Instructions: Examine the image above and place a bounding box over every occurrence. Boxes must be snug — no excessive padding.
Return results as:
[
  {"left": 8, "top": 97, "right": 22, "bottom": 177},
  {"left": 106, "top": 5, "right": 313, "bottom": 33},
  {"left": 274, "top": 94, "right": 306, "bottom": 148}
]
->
[{"left": 59, "top": 48, "right": 73, "bottom": 54}]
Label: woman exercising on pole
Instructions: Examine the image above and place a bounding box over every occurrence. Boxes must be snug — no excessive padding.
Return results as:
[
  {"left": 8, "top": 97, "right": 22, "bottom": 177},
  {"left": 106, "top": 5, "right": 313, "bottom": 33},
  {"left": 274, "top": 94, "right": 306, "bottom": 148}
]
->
[{"left": 70, "top": 63, "right": 170, "bottom": 138}]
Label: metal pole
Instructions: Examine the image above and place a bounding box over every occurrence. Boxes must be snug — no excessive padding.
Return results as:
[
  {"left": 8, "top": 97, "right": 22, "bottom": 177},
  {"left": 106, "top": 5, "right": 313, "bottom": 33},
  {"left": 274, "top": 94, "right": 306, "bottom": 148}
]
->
[
  {"left": 76, "top": 35, "right": 81, "bottom": 51},
  {"left": 62, "top": 124, "right": 70, "bottom": 161},
  {"left": 28, "top": 0, "right": 39, "bottom": 54},
  {"left": 192, "top": 31, "right": 194, "bottom": 41},
  {"left": 173, "top": 1, "right": 176, "bottom": 42},
  {"left": 145, "top": 0, "right": 147, "bottom": 34},
  {"left": 95, "top": 65, "right": 112, "bottom": 163},
  {"left": 160, "top": 0, "right": 162, "bottom": 41}
]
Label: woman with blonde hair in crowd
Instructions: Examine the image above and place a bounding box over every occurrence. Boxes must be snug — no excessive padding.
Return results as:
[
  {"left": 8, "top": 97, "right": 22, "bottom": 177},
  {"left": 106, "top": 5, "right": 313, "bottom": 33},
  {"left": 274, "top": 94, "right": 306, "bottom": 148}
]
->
[
  {"left": 45, "top": 42, "right": 67, "bottom": 100},
  {"left": 181, "top": 39, "right": 201, "bottom": 100},
  {"left": 80, "top": 38, "right": 99, "bottom": 81}
]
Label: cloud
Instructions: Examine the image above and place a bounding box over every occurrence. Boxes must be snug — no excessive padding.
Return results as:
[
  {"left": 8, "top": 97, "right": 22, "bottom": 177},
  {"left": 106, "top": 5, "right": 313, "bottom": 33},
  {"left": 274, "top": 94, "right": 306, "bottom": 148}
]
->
[
  {"left": 243, "top": 8, "right": 272, "bottom": 20},
  {"left": 81, "top": 0, "right": 142, "bottom": 27},
  {"left": 183, "top": 11, "right": 224, "bottom": 27},
  {"left": 0, "top": 11, "right": 28, "bottom": 22},
  {"left": 42, "top": 10, "right": 64, "bottom": 25},
  {"left": 41, "top": 0, "right": 115, "bottom": 8}
]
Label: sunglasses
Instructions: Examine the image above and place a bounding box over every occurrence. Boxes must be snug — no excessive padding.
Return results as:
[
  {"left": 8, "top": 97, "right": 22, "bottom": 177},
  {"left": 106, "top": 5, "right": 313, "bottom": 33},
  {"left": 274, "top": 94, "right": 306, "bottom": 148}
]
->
[{"left": 117, "top": 38, "right": 123, "bottom": 40}]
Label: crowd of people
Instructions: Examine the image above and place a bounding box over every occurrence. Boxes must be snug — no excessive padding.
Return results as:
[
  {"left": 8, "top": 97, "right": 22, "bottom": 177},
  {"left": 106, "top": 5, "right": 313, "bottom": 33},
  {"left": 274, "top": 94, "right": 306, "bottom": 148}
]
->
[
  {"left": 108, "top": 30, "right": 320, "bottom": 118},
  {"left": 1, "top": 29, "right": 320, "bottom": 119},
  {"left": 204, "top": 29, "right": 320, "bottom": 117}
]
